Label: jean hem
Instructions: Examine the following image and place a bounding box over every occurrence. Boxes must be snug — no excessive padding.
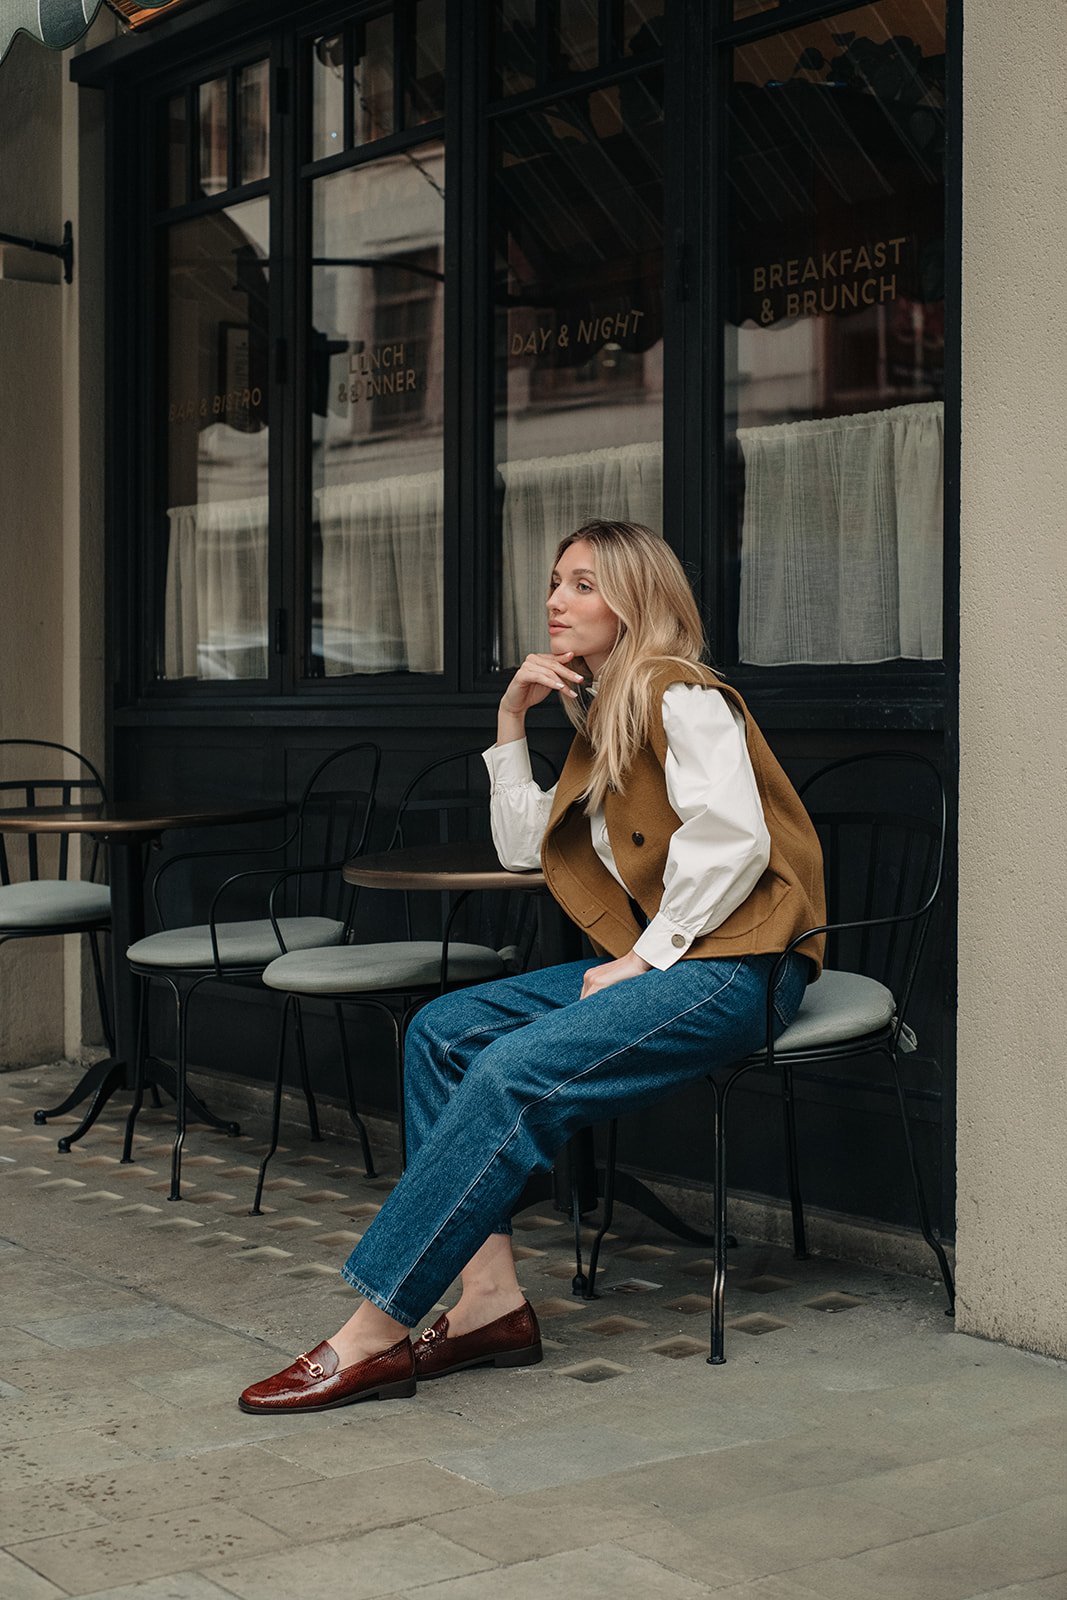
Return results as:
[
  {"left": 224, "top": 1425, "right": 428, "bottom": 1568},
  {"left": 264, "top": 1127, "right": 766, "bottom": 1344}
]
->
[{"left": 337, "top": 1264, "right": 420, "bottom": 1329}]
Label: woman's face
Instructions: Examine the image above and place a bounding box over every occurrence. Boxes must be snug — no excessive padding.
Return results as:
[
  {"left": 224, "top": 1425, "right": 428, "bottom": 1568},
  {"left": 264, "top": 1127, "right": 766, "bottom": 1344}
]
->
[{"left": 547, "top": 539, "right": 619, "bottom": 676}]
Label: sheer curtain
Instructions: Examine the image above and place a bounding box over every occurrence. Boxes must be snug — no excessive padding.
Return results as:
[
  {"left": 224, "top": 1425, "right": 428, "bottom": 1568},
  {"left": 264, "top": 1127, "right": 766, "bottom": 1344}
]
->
[
  {"left": 500, "top": 440, "right": 663, "bottom": 664},
  {"left": 163, "top": 496, "right": 269, "bottom": 679},
  {"left": 737, "top": 400, "right": 943, "bottom": 665},
  {"left": 316, "top": 471, "right": 443, "bottom": 675}
]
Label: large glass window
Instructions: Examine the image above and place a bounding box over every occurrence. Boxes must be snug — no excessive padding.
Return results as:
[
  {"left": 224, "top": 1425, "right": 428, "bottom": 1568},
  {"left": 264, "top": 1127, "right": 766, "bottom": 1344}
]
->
[
  {"left": 492, "top": 76, "right": 665, "bottom": 667},
  {"left": 156, "top": 58, "right": 273, "bottom": 686},
  {"left": 724, "top": 0, "right": 946, "bottom": 666},
  {"left": 308, "top": 145, "right": 445, "bottom": 676}
]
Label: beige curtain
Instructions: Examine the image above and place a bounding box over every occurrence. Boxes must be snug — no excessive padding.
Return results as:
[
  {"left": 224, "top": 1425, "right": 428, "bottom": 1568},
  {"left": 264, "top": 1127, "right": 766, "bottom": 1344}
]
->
[
  {"left": 737, "top": 401, "right": 944, "bottom": 665},
  {"left": 163, "top": 495, "right": 269, "bottom": 680}
]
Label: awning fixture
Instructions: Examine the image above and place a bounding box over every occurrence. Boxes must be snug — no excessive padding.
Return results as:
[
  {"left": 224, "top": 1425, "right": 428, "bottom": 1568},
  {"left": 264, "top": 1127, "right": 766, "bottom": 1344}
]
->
[
  {"left": 0, "top": 220, "right": 74, "bottom": 282},
  {"left": 0, "top": 1, "right": 175, "bottom": 68}
]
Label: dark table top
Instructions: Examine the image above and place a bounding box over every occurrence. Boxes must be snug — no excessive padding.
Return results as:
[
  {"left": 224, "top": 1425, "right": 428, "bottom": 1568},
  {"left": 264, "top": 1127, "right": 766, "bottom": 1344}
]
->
[
  {"left": 343, "top": 840, "right": 545, "bottom": 892},
  {"left": 0, "top": 803, "right": 285, "bottom": 837}
]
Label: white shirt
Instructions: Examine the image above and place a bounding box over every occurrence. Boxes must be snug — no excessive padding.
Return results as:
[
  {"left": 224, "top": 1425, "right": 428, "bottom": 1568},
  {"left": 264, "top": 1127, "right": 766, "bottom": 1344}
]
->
[{"left": 482, "top": 683, "right": 771, "bottom": 971}]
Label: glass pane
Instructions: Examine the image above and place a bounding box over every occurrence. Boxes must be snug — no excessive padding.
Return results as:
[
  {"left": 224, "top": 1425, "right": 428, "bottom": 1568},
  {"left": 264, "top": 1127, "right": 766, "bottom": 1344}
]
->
[
  {"left": 158, "top": 93, "right": 187, "bottom": 207},
  {"left": 160, "top": 200, "right": 271, "bottom": 680},
  {"left": 237, "top": 59, "right": 270, "bottom": 185},
  {"left": 405, "top": 0, "right": 446, "bottom": 125},
  {"left": 353, "top": 12, "right": 394, "bottom": 145},
  {"left": 494, "top": 0, "right": 536, "bottom": 97},
  {"left": 312, "top": 33, "right": 346, "bottom": 159},
  {"left": 198, "top": 76, "right": 229, "bottom": 197},
  {"left": 622, "top": 1, "right": 665, "bottom": 57},
  {"left": 724, "top": 0, "right": 946, "bottom": 666},
  {"left": 734, "top": 1, "right": 779, "bottom": 19},
  {"left": 308, "top": 141, "right": 446, "bottom": 676},
  {"left": 555, "top": 0, "right": 598, "bottom": 74},
  {"left": 493, "top": 79, "right": 665, "bottom": 667}
]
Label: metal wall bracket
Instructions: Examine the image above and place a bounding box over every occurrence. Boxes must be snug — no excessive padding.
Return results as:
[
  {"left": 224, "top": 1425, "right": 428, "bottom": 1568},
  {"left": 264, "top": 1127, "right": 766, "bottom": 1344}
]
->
[{"left": 0, "top": 220, "right": 74, "bottom": 283}]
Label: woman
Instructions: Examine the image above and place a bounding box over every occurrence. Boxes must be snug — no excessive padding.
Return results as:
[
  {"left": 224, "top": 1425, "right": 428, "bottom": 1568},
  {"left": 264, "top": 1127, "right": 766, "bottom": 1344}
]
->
[{"left": 239, "top": 520, "right": 825, "bottom": 1413}]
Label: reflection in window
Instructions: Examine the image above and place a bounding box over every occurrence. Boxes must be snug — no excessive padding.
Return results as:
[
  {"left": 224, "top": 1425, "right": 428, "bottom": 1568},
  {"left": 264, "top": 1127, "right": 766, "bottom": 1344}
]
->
[
  {"left": 493, "top": 78, "right": 665, "bottom": 665},
  {"left": 160, "top": 202, "right": 271, "bottom": 680},
  {"left": 725, "top": 0, "right": 946, "bottom": 665},
  {"left": 308, "top": 143, "right": 445, "bottom": 676}
]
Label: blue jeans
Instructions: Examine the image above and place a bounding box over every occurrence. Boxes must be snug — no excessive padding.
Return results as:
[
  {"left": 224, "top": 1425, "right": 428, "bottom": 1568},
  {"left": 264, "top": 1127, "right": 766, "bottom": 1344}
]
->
[{"left": 340, "top": 951, "right": 808, "bottom": 1327}]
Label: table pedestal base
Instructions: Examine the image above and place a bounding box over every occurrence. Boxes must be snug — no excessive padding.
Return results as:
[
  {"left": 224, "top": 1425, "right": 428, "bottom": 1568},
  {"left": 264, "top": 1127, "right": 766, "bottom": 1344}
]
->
[{"left": 34, "top": 1058, "right": 240, "bottom": 1154}]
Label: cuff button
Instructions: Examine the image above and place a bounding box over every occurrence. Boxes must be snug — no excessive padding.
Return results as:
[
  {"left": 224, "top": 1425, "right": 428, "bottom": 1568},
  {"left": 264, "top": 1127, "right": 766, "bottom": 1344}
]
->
[
  {"left": 631, "top": 831, "right": 644, "bottom": 846},
  {"left": 671, "top": 933, "right": 686, "bottom": 948}
]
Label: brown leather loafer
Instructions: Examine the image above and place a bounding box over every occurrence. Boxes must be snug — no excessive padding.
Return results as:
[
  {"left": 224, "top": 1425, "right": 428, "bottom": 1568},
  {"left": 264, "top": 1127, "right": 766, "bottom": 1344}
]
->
[
  {"left": 238, "top": 1336, "right": 416, "bottom": 1413},
  {"left": 413, "top": 1300, "right": 543, "bottom": 1381}
]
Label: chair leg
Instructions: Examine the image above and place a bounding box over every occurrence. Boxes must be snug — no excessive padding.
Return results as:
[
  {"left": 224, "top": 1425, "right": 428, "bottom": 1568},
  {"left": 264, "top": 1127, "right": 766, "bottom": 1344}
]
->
[
  {"left": 334, "top": 1003, "right": 376, "bottom": 1178},
  {"left": 252, "top": 994, "right": 291, "bottom": 1216},
  {"left": 885, "top": 1047, "right": 956, "bottom": 1313},
  {"left": 292, "top": 1000, "right": 322, "bottom": 1142},
  {"left": 121, "top": 978, "right": 149, "bottom": 1164},
  {"left": 169, "top": 981, "right": 190, "bottom": 1202},
  {"left": 707, "top": 1069, "right": 744, "bottom": 1366},
  {"left": 584, "top": 1119, "right": 618, "bottom": 1300},
  {"left": 780, "top": 1053, "right": 808, "bottom": 1260},
  {"left": 88, "top": 930, "right": 115, "bottom": 1057}
]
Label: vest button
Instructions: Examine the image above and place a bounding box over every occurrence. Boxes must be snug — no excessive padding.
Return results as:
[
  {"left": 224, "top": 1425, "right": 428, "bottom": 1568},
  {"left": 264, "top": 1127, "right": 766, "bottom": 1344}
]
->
[
  {"left": 671, "top": 933, "right": 686, "bottom": 948},
  {"left": 631, "top": 831, "right": 644, "bottom": 846}
]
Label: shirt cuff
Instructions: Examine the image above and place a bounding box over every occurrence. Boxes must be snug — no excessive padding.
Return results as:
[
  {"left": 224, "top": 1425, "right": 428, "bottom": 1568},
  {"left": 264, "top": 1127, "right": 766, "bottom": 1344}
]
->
[
  {"left": 482, "top": 740, "right": 535, "bottom": 788},
  {"left": 632, "top": 913, "right": 695, "bottom": 972}
]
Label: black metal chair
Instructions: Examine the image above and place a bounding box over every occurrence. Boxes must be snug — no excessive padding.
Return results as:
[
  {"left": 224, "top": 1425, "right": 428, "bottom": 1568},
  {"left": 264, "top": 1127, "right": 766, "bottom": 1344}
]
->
[
  {"left": 581, "top": 751, "right": 954, "bottom": 1364},
  {"left": 0, "top": 740, "right": 113, "bottom": 1054},
  {"left": 251, "top": 747, "right": 556, "bottom": 1214},
  {"left": 123, "top": 743, "right": 380, "bottom": 1199}
]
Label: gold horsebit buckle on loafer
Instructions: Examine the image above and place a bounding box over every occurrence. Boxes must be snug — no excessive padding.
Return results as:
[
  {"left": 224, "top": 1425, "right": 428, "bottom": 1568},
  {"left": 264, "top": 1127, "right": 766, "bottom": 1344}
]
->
[
  {"left": 417, "top": 1326, "right": 439, "bottom": 1345},
  {"left": 297, "top": 1352, "right": 325, "bottom": 1378}
]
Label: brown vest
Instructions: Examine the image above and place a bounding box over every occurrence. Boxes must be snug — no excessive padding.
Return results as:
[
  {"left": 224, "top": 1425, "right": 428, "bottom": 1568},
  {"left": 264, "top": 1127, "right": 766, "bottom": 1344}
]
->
[{"left": 540, "top": 663, "right": 826, "bottom": 977}]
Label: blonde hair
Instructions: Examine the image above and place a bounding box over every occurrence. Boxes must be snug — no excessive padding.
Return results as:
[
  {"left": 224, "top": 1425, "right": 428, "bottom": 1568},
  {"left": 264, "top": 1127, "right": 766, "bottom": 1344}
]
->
[{"left": 552, "top": 520, "right": 717, "bottom": 813}]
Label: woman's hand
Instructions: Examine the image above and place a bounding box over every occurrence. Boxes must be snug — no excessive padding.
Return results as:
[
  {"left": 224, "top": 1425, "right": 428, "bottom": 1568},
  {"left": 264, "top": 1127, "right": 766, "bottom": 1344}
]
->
[
  {"left": 500, "top": 650, "right": 586, "bottom": 718},
  {"left": 580, "top": 950, "right": 652, "bottom": 999}
]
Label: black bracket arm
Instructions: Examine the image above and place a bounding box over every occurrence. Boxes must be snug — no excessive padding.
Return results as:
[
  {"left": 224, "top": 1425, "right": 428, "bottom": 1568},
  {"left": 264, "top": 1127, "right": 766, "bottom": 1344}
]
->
[{"left": 0, "top": 220, "right": 73, "bottom": 283}]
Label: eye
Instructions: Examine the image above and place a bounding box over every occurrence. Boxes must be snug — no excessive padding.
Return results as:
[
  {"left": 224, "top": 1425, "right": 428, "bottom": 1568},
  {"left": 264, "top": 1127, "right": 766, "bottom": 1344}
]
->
[{"left": 577, "top": 582, "right": 593, "bottom": 593}]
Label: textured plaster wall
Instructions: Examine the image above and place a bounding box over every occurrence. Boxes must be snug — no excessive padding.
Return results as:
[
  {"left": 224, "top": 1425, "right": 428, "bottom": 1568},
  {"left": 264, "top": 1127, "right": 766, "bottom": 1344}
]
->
[
  {"left": 956, "top": 0, "right": 1067, "bottom": 1356},
  {"left": 0, "top": 36, "right": 65, "bottom": 1063}
]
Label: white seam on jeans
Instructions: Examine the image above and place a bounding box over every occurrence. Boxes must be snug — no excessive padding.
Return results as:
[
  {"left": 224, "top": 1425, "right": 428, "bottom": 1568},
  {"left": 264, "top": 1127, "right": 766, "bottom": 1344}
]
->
[{"left": 381, "top": 958, "right": 748, "bottom": 1311}]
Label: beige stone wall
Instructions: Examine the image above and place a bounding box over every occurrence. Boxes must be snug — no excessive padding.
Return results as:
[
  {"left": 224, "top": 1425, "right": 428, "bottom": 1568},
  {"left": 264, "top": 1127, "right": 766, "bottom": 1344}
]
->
[
  {"left": 0, "top": 26, "right": 108, "bottom": 1066},
  {"left": 956, "top": 0, "right": 1067, "bottom": 1357}
]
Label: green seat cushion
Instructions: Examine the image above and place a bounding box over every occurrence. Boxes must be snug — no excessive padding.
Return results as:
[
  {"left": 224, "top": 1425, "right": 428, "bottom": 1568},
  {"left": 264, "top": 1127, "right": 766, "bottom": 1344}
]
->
[
  {"left": 262, "top": 940, "right": 507, "bottom": 995},
  {"left": 127, "top": 916, "right": 345, "bottom": 971},
  {"left": 0, "top": 880, "right": 110, "bottom": 931},
  {"left": 775, "top": 970, "right": 898, "bottom": 1054}
]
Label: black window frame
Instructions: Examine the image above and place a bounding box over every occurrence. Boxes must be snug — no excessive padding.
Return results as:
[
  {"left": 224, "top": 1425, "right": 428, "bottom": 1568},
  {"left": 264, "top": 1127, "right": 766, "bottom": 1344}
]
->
[{"left": 86, "top": 0, "right": 960, "bottom": 732}]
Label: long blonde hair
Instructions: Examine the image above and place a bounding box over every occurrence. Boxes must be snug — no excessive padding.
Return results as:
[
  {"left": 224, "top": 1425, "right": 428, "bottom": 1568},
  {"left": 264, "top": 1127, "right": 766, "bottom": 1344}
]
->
[{"left": 553, "top": 520, "right": 717, "bottom": 812}]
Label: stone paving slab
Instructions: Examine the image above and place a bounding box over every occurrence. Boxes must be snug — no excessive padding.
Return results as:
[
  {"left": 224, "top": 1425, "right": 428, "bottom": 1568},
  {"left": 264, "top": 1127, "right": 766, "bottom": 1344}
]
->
[{"left": 2, "top": 1062, "right": 1065, "bottom": 1600}]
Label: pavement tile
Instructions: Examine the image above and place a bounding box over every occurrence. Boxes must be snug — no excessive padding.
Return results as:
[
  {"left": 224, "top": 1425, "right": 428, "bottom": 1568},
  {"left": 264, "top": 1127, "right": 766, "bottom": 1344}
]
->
[
  {"left": 255, "top": 1408, "right": 486, "bottom": 1477},
  {"left": 51, "top": 1576, "right": 238, "bottom": 1600},
  {"left": 779, "top": 1494, "right": 1067, "bottom": 1600},
  {"left": 0, "top": 1550, "right": 67, "bottom": 1600},
  {"left": 621, "top": 1484, "right": 924, "bottom": 1585},
  {"left": 845, "top": 1436, "right": 1067, "bottom": 1533},
  {"left": 15, "top": 1306, "right": 208, "bottom": 1350},
  {"left": 432, "top": 1419, "right": 688, "bottom": 1495},
  {"left": 12, "top": 1502, "right": 288, "bottom": 1595},
  {"left": 0, "top": 1428, "right": 147, "bottom": 1490},
  {"left": 59, "top": 1442, "right": 326, "bottom": 1521},
  {"left": 1, "top": 1381, "right": 178, "bottom": 1442},
  {"left": 239, "top": 1459, "right": 494, "bottom": 1541},
  {"left": 963, "top": 1580, "right": 1067, "bottom": 1600},
  {"left": 204, "top": 1524, "right": 495, "bottom": 1599},
  {"left": 0, "top": 1479, "right": 107, "bottom": 1545},
  {"left": 423, "top": 1487, "right": 665, "bottom": 1564},
  {"left": 391, "top": 1540, "right": 717, "bottom": 1599}
]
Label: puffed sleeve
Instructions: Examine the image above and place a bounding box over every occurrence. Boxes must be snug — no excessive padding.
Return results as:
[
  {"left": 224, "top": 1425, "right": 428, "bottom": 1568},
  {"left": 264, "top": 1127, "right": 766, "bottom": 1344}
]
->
[
  {"left": 482, "top": 740, "right": 558, "bottom": 871},
  {"left": 632, "top": 685, "right": 771, "bottom": 971}
]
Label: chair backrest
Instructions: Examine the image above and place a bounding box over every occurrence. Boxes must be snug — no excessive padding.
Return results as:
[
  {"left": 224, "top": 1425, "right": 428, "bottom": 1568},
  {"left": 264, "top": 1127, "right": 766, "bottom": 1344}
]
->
[
  {"left": 364, "top": 745, "right": 558, "bottom": 968},
  {"left": 0, "top": 740, "right": 108, "bottom": 886},
  {"left": 289, "top": 742, "right": 381, "bottom": 926},
  {"left": 798, "top": 752, "right": 946, "bottom": 1022}
]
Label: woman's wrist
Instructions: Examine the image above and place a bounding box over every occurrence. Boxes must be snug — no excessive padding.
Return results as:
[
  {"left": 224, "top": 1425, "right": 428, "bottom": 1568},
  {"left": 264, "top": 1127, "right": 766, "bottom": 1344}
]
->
[{"left": 496, "top": 705, "right": 527, "bottom": 745}]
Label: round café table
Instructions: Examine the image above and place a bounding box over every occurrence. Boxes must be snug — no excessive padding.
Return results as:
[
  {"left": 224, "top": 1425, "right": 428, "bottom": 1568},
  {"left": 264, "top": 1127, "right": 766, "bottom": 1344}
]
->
[
  {"left": 1, "top": 802, "right": 285, "bottom": 1152},
  {"left": 342, "top": 839, "right": 716, "bottom": 1291}
]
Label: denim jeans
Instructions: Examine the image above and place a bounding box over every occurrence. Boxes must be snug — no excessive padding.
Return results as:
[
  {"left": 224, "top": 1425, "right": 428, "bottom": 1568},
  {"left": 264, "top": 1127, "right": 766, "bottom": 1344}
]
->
[{"left": 341, "top": 950, "right": 808, "bottom": 1327}]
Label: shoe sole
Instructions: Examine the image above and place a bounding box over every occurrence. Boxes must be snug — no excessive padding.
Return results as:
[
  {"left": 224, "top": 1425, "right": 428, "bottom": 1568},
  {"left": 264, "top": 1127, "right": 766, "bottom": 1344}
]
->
[
  {"left": 415, "top": 1341, "right": 544, "bottom": 1380},
  {"left": 237, "top": 1376, "right": 417, "bottom": 1414}
]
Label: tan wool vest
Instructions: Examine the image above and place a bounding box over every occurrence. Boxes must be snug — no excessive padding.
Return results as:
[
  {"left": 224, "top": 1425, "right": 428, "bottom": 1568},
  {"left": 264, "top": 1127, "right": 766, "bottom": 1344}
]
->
[{"left": 540, "top": 663, "right": 826, "bottom": 977}]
